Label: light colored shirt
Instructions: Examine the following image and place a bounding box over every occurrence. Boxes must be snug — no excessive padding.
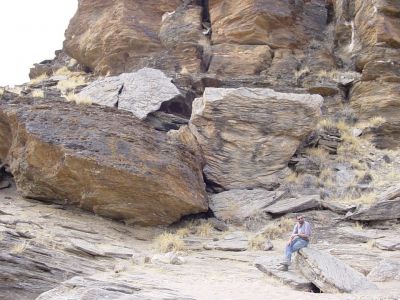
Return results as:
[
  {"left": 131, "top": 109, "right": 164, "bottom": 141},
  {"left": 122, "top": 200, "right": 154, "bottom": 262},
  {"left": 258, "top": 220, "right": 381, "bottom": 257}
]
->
[{"left": 292, "top": 221, "right": 312, "bottom": 239}]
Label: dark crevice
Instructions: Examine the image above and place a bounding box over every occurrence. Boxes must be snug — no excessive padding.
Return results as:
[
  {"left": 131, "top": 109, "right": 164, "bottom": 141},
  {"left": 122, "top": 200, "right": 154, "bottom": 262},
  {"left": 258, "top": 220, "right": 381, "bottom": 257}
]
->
[
  {"left": 115, "top": 84, "right": 124, "bottom": 108},
  {"left": 325, "top": 2, "right": 334, "bottom": 24}
]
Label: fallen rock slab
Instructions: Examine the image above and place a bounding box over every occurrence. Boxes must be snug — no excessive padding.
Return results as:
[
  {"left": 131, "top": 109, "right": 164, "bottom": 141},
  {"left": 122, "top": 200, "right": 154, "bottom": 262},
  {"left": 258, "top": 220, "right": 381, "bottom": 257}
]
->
[
  {"left": 338, "top": 227, "right": 386, "bottom": 243},
  {"left": 189, "top": 87, "right": 323, "bottom": 190},
  {"left": 78, "top": 68, "right": 182, "bottom": 119},
  {"left": 367, "top": 260, "right": 400, "bottom": 282},
  {"left": 0, "top": 98, "right": 208, "bottom": 225},
  {"left": 67, "top": 238, "right": 106, "bottom": 257},
  {"left": 265, "top": 195, "right": 321, "bottom": 215},
  {"left": 375, "top": 238, "right": 400, "bottom": 251},
  {"left": 347, "top": 198, "right": 400, "bottom": 221},
  {"left": 295, "top": 248, "right": 377, "bottom": 293},
  {"left": 204, "top": 231, "right": 248, "bottom": 252},
  {"left": 255, "top": 256, "right": 314, "bottom": 292},
  {"left": 209, "top": 189, "right": 286, "bottom": 223}
]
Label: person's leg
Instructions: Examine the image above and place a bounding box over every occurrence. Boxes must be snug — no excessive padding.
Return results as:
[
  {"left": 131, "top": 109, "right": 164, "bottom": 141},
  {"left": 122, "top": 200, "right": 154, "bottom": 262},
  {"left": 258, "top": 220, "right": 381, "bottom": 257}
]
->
[
  {"left": 284, "top": 242, "right": 293, "bottom": 265},
  {"left": 291, "top": 238, "right": 309, "bottom": 252}
]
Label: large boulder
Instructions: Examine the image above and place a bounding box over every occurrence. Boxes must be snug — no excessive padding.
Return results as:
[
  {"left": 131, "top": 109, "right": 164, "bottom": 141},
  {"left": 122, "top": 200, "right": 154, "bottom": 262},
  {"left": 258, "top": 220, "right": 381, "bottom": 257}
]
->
[
  {"left": 295, "top": 248, "right": 377, "bottom": 293},
  {"left": 63, "top": 0, "right": 206, "bottom": 75},
  {"left": 0, "top": 98, "right": 208, "bottom": 225},
  {"left": 189, "top": 88, "right": 323, "bottom": 190},
  {"left": 78, "top": 68, "right": 185, "bottom": 119},
  {"left": 209, "top": 0, "right": 327, "bottom": 48}
]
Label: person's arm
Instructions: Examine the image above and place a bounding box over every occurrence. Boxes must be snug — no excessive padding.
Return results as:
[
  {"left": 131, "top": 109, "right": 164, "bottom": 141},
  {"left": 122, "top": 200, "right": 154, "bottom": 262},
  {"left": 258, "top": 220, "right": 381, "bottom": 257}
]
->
[
  {"left": 287, "top": 224, "right": 298, "bottom": 244},
  {"left": 297, "top": 223, "right": 311, "bottom": 240}
]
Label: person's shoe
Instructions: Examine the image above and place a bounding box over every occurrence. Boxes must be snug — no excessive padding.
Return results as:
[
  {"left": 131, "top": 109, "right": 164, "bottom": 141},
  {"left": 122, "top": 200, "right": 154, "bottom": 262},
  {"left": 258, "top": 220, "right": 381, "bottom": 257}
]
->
[{"left": 277, "top": 264, "right": 289, "bottom": 271}]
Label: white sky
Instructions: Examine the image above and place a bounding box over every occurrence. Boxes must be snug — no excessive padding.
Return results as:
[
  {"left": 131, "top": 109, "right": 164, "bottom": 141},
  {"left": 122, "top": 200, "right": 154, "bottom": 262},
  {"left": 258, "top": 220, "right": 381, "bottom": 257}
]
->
[{"left": 0, "top": 1, "right": 78, "bottom": 86}]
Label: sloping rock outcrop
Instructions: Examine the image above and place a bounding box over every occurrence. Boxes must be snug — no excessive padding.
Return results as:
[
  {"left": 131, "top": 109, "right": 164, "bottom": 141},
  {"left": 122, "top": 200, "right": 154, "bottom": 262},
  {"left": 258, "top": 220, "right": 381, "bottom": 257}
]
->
[
  {"left": 189, "top": 87, "right": 323, "bottom": 190},
  {"left": 295, "top": 248, "right": 377, "bottom": 293},
  {"left": 0, "top": 97, "right": 208, "bottom": 225},
  {"left": 78, "top": 68, "right": 186, "bottom": 119},
  {"left": 64, "top": 0, "right": 208, "bottom": 75}
]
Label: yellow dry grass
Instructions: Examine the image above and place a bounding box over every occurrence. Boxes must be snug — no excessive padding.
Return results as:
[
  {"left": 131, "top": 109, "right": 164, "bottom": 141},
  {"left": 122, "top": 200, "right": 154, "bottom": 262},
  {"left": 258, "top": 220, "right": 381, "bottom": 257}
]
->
[
  {"left": 154, "top": 232, "right": 186, "bottom": 253},
  {"left": 10, "top": 240, "right": 29, "bottom": 254},
  {"left": 0, "top": 87, "right": 4, "bottom": 96},
  {"left": 196, "top": 222, "right": 213, "bottom": 237},
  {"left": 248, "top": 234, "right": 265, "bottom": 250},
  {"left": 294, "top": 66, "right": 310, "bottom": 79},
  {"left": 176, "top": 228, "right": 190, "bottom": 238},
  {"left": 367, "top": 239, "right": 376, "bottom": 249},
  {"left": 64, "top": 93, "right": 92, "bottom": 105},
  {"left": 29, "top": 73, "right": 49, "bottom": 85},
  {"left": 336, "top": 192, "right": 377, "bottom": 205},
  {"left": 261, "top": 217, "right": 293, "bottom": 240},
  {"left": 31, "top": 89, "right": 44, "bottom": 98},
  {"left": 57, "top": 75, "right": 86, "bottom": 93}
]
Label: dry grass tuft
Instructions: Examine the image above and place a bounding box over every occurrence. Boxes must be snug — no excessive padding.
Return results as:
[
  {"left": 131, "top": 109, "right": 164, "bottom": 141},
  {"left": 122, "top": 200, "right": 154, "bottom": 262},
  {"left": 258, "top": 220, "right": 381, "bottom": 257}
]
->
[
  {"left": 248, "top": 234, "right": 266, "bottom": 250},
  {"left": 367, "top": 239, "right": 376, "bottom": 249},
  {"left": 353, "top": 222, "right": 364, "bottom": 231},
  {"left": 318, "top": 118, "right": 337, "bottom": 131},
  {"left": 155, "top": 232, "right": 186, "bottom": 253},
  {"left": 176, "top": 228, "right": 190, "bottom": 238},
  {"left": 195, "top": 222, "right": 213, "bottom": 237},
  {"left": 64, "top": 93, "right": 92, "bottom": 105},
  {"left": 29, "top": 74, "right": 49, "bottom": 85},
  {"left": 294, "top": 67, "right": 310, "bottom": 79},
  {"left": 31, "top": 89, "right": 44, "bottom": 98},
  {"left": 10, "top": 240, "right": 29, "bottom": 254},
  {"left": 0, "top": 87, "right": 4, "bottom": 96},
  {"left": 57, "top": 75, "right": 86, "bottom": 93},
  {"left": 336, "top": 192, "right": 377, "bottom": 205},
  {"left": 261, "top": 217, "right": 293, "bottom": 240},
  {"left": 285, "top": 171, "right": 300, "bottom": 184}
]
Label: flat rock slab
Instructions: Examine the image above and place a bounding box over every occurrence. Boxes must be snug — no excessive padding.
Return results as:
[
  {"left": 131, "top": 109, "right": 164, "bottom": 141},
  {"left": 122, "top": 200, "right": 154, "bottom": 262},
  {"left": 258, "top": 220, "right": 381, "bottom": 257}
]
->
[
  {"left": 347, "top": 198, "right": 400, "bottom": 221},
  {"left": 367, "top": 260, "right": 400, "bottom": 282},
  {"left": 255, "top": 257, "right": 314, "bottom": 291},
  {"left": 0, "top": 98, "right": 207, "bottom": 225},
  {"left": 210, "top": 189, "right": 286, "bottom": 223},
  {"left": 338, "top": 227, "right": 386, "bottom": 243},
  {"left": 265, "top": 195, "right": 321, "bottom": 215},
  {"left": 295, "top": 248, "right": 377, "bottom": 293},
  {"left": 68, "top": 238, "right": 106, "bottom": 257},
  {"left": 375, "top": 238, "right": 400, "bottom": 251},
  {"left": 319, "top": 201, "right": 356, "bottom": 214},
  {"left": 204, "top": 231, "right": 248, "bottom": 252},
  {"left": 78, "top": 68, "right": 181, "bottom": 119}
]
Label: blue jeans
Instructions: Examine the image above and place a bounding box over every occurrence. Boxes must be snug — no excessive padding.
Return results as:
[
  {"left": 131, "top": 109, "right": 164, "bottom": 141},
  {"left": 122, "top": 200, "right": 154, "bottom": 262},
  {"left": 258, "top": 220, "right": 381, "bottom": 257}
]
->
[{"left": 284, "top": 238, "right": 309, "bottom": 265}]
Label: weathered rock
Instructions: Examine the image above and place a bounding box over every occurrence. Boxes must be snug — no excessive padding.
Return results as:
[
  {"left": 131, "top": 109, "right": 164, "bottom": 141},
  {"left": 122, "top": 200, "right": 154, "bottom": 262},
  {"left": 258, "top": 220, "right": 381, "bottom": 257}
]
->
[
  {"left": 367, "top": 260, "right": 400, "bottom": 282},
  {"left": 350, "top": 81, "right": 400, "bottom": 148},
  {"left": 255, "top": 256, "right": 314, "bottom": 291},
  {"left": 319, "top": 201, "right": 356, "bottom": 214},
  {"left": 189, "top": 88, "right": 323, "bottom": 190},
  {"left": 337, "top": 227, "right": 386, "bottom": 243},
  {"left": 204, "top": 231, "right": 248, "bottom": 252},
  {"left": 295, "top": 248, "right": 377, "bottom": 293},
  {"left": 67, "top": 238, "right": 106, "bottom": 257},
  {"left": 347, "top": 198, "right": 400, "bottom": 221},
  {"left": 209, "top": 0, "right": 327, "bottom": 48},
  {"left": 262, "top": 240, "right": 274, "bottom": 251},
  {"left": 208, "top": 44, "right": 272, "bottom": 76},
  {"left": 265, "top": 196, "right": 321, "bottom": 215},
  {"left": 151, "top": 252, "right": 186, "bottom": 265},
  {"left": 209, "top": 189, "right": 286, "bottom": 223},
  {"left": 64, "top": 0, "right": 207, "bottom": 75},
  {"left": 36, "top": 273, "right": 194, "bottom": 300},
  {"left": 375, "top": 238, "right": 400, "bottom": 251},
  {"left": 0, "top": 98, "right": 208, "bottom": 225},
  {"left": 78, "top": 68, "right": 182, "bottom": 119}
]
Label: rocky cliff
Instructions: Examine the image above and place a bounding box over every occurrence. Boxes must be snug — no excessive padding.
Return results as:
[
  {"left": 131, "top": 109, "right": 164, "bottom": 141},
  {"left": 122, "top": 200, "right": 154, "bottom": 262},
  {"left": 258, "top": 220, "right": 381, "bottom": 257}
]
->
[{"left": 1, "top": 0, "right": 400, "bottom": 299}]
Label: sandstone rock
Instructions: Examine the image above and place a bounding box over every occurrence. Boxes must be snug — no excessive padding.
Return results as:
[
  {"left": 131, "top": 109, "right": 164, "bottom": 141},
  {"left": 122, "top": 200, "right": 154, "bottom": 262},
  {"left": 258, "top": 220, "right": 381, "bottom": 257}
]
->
[
  {"left": 295, "top": 248, "right": 377, "bottom": 293},
  {"left": 255, "top": 256, "right": 314, "bottom": 291},
  {"left": 375, "top": 238, "right": 400, "bottom": 251},
  {"left": 0, "top": 98, "right": 208, "bottom": 225},
  {"left": 337, "top": 227, "right": 386, "bottom": 243},
  {"left": 209, "top": 189, "right": 286, "bottom": 223},
  {"left": 208, "top": 44, "right": 272, "bottom": 76},
  {"left": 78, "top": 68, "right": 182, "bottom": 120},
  {"left": 189, "top": 88, "right": 323, "bottom": 190},
  {"left": 350, "top": 81, "right": 400, "bottom": 148},
  {"left": 347, "top": 198, "right": 400, "bottom": 221},
  {"left": 265, "top": 195, "right": 321, "bottom": 215},
  {"left": 319, "top": 201, "right": 356, "bottom": 214},
  {"left": 262, "top": 240, "right": 274, "bottom": 251},
  {"left": 367, "top": 260, "right": 400, "bottom": 282},
  {"left": 209, "top": 0, "right": 327, "bottom": 48},
  {"left": 64, "top": 0, "right": 206, "bottom": 75},
  {"left": 204, "top": 231, "right": 248, "bottom": 251},
  {"left": 151, "top": 252, "right": 186, "bottom": 265}
]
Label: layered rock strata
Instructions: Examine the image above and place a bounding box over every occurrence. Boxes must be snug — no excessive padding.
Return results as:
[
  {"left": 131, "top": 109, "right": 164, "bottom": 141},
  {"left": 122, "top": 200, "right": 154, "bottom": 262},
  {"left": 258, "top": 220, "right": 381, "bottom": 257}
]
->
[
  {"left": 0, "top": 98, "right": 208, "bottom": 225},
  {"left": 189, "top": 87, "right": 323, "bottom": 190}
]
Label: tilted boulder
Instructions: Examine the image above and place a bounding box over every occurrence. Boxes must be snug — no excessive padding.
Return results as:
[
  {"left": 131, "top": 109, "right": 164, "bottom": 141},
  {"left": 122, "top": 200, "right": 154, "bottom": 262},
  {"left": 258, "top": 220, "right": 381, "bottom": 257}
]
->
[
  {"left": 189, "top": 88, "right": 323, "bottom": 190},
  {"left": 0, "top": 98, "right": 208, "bottom": 225},
  {"left": 295, "top": 248, "right": 377, "bottom": 293},
  {"left": 78, "top": 68, "right": 183, "bottom": 119}
]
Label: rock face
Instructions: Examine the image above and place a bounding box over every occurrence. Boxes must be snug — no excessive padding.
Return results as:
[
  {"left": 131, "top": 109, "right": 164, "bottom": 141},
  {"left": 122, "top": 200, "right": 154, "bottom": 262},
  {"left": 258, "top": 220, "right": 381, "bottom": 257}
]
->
[
  {"left": 209, "top": 0, "right": 327, "bottom": 48},
  {"left": 367, "top": 260, "right": 400, "bottom": 282},
  {"left": 78, "top": 68, "right": 184, "bottom": 119},
  {"left": 209, "top": 189, "right": 285, "bottom": 223},
  {"left": 264, "top": 195, "right": 321, "bottom": 215},
  {"left": 0, "top": 98, "right": 208, "bottom": 225},
  {"left": 189, "top": 87, "right": 323, "bottom": 190},
  {"left": 64, "top": 0, "right": 208, "bottom": 75},
  {"left": 295, "top": 248, "right": 377, "bottom": 293}
]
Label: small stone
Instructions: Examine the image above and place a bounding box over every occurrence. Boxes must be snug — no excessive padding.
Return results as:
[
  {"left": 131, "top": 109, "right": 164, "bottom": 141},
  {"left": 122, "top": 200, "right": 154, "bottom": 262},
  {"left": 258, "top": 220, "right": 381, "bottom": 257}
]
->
[{"left": 263, "top": 240, "right": 273, "bottom": 251}]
